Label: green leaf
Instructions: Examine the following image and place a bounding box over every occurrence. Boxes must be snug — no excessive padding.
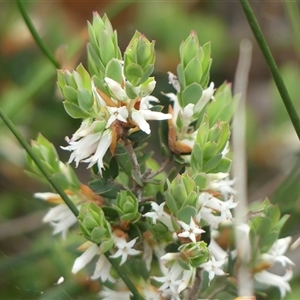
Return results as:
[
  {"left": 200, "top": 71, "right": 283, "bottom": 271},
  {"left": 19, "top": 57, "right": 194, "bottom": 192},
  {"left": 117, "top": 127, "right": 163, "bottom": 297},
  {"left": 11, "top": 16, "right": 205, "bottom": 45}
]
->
[
  {"left": 191, "top": 143, "right": 203, "bottom": 172},
  {"left": 128, "top": 130, "right": 149, "bottom": 143},
  {"left": 259, "top": 232, "right": 278, "bottom": 253},
  {"left": 77, "top": 88, "right": 93, "bottom": 111},
  {"left": 63, "top": 101, "right": 91, "bottom": 119},
  {"left": 208, "top": 157, "right": 231, "bottom": 173},
  {"left": 202, "top": 141, "right": 218, "bottom": 162},
  {"left": 165, "top": 191, "right": 178, "bottom": 215},
  {"left": 109, "top": 156, "right": 119, "bottom": 179},
  {"left": 102, "top": 206, "right": 120, "bottom": 221},
  {"left": 132, "top": 169, "right": 143, "bottom": 187},
  {"left": 184, "top": 57, "right": 202, "bottom": 86},
  {"left": 115, "top": 142, "right": 132, "bottom": 176},
  {"left": 125, "top": 64, "right": 144, "bottom": 84},
  {"left": 181, "top": 83, "right": 203, "bottom": 107},
  {"left": 76, "top": 63, "right": 91, "bottom": 90},
  {"left": 62, "top": 86, "right": 78, "bottom": 103},
  {"left": 196, "top": 115, "right": 209, "bottom": 147},
  {"left": 203, "top": 153, "right": 223, "bottom": 173},
  {"left": 105, "top": 58, "right": 123, "bottom": 83},
  {"left": 88, "top": 43, "right": 105, "bottom": 73},
  {"left": 177, "top": 64, "right": 186, "bottom": 92},
  {"left": 98, "top": 30, "right": 115, "bottom": 66},
  {"left": 194, "top": 173, "right": 208, "bottom": 190}
]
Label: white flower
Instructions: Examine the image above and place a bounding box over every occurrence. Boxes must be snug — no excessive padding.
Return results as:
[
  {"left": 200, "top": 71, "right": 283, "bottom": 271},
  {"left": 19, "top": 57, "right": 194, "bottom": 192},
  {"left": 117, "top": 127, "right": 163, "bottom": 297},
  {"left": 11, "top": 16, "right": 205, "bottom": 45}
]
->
[
  {"left": 194, "top": 82, "right": 215, "bottom": 113},
  {"left": 91, "top": 254, "right": 115, "bottom": 282},
  {"left": 143, "top": 239, "right": 166, "bottom": 271},
  {"left": 254, "top": 269, "right": 293, "bottom": 299},
  {"left": 110, "top": 236, "right": 141, "bottom": 265},
  {"left": 262, "top": 236, "right": 295, "bottom": 267},
  {"left": 177, "top": 218, "right": 205, "bottom": 243},
  {"left": 41, "top": 203, "right": 78, "bottom": 239},
  {"left": 208, "top": 238, "right": 228, "bottom": 261},
  {"left": 62, "top": 127, "right": 112, "bottom": 173},
  {"left": 196, "top": 192, "right": 236, "bottom": 228},
  {"left": 131, "top": 96, "right": 172, "bottom": 134},
  {"left": 72, "top": 242, "right": 99, "bottom": 274},
  {"left": 153, "top": 261, "right": 194, "bottom": 297},
  {"left": 99, "top": 285, "right": 132, "bottom": 300},
  {"left": 104, "top": 77, "right": 128, "bottom": 102},
  {"left": 200, "top": 255, "right": 225, "bottom": 282},
  {"left": 106, "top": 106, "right": 128, "bottom": 128},
  {"left": 207, "top": 173, "right": 236, "bottom": 199},
  {"left": 144, "top": 202, "right": 174, "bottom": 230},
  {"left": 142, "top": 286, "right": 162, "bottom": 300}
]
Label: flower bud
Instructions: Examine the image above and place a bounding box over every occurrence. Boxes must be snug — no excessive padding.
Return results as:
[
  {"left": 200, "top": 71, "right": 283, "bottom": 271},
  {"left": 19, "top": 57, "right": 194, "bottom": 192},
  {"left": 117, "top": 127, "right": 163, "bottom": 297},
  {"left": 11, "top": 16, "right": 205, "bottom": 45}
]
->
[
  {"left": 124, "top": 31, "right": 155, "bottom": 86},
  {"left": 113, "top": 191, "right": 141, "bottom": 223},
  {"left": 79, "top": 203, "right": 112, "bottom": 245},
  {"left": 178, "top": 241, "right": 210, "bottom": 268},
  {"left": 87, "top": 13, "right": 122, "bottom": 77}
]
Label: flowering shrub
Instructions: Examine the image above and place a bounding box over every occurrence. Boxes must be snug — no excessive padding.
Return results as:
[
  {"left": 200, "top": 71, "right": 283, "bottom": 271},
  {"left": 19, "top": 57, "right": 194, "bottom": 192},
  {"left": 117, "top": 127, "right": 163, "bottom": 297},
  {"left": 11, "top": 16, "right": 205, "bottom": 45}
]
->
[{"left": 26, "top": 13, "right": 294, "bottom": 300}]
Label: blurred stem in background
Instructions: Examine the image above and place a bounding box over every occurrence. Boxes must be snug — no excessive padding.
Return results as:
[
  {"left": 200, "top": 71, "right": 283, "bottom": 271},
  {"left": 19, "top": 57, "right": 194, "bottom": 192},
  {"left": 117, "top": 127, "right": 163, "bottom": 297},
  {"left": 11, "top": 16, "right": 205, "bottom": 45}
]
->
[
  {"left": 239, "top": 0, "right": 300, "bottom": 141},
  {"left": 233, "top": 39, "right": 253, "bottom": 298},
  {"left": 16, "top": 0, "right": 60, "bottom": 68},
  {"left": 284, "top": 0, "right": 300, "bottom": 61}
]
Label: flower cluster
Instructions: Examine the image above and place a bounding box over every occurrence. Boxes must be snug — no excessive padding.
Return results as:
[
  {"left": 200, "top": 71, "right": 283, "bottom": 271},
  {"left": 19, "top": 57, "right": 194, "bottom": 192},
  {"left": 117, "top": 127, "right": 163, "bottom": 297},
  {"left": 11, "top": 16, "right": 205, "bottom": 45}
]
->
[{"left": 26, "top": 13, "right": 294, "bottom": 300}]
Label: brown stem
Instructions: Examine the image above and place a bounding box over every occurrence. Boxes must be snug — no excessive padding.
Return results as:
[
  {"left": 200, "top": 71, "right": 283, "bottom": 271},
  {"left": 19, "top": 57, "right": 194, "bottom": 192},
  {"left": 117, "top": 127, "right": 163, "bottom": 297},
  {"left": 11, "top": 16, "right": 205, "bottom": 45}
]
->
[
  {"left": 187, "top": 269, "right": 202, "bottom": 300},
  {"left": 144, "top": 158, "right": 172, "bottom": 180}
]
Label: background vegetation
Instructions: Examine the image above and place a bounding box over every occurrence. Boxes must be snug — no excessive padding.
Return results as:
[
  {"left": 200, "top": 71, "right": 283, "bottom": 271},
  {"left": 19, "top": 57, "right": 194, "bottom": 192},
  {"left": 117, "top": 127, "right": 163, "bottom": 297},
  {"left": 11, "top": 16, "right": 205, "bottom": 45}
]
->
[{"left": 0, "top": 1, "right": 299, "bottom": 299}]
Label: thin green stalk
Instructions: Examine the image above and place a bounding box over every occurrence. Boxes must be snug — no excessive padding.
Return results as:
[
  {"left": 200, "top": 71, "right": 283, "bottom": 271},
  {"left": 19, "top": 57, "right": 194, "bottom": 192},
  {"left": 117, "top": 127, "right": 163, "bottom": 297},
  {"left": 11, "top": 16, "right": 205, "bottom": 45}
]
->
[
  {"left": 0, "top": 108, "right": 78, "bottom": 217},
  {"left": 16, "top": 0, "right": 60, "bottom": 68},
  {"left": 105, "top": 253, "right": 144, "bottom": 300},
  {"left": 239, "top": 0, "right": 300, "bottom": 141}
]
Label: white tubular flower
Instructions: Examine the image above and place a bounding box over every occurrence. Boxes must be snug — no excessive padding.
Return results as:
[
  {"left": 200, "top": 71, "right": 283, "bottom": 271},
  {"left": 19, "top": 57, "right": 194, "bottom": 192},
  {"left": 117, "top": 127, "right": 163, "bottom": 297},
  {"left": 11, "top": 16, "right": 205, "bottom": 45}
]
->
[
  {"left": 207, "top": 173, "right": 236, "bottom": 199},
  {"left": 263, "top": 237, "right": 295, "bottom": 267},
  {"left": 92, "top": 81, "right": 108, "bottom": 107},
  {"left": 104, "top": 77, "right": 128, "bottom": 102},
  {"left": 208, "top": 238, "right": 228, "bottom": 261},
  {"left": 200, "top": 255, "right": 225, "bottom": 282},
  {"left": 177, "top": 218, "right": 205, "bottom": 243},
  {"left": 143, "top": 286, "right": 162, "bottom": 300},
  {"left": 99, "top": 286, "right": 132, "bottom": 300},
  {"left": 153, "top": 261, "right": 194, "bottom": 297},
  {"left": 143, "top": 239, "right": 166, "bottom": 271},
  {"left": 91, "top": 254, "right": 115, "bottom": 283},
  {"left": 196, "top": 192, "right": 236, "bottom": 228},
  {"left": 131, "top": 96, "right": 172, "bottom": 134},
  {"left": 41, "top": 203, "right": 78, "bottom": 239},
  {"left": 106, "top": 106, "right": 128, "bottom": 128},
  {"left": 193, "top": 82, "right": 215, "bottom": 113},
  {"left": 144, "top": 202, "right": 174, "bottom": 231},
  {"left": 72, "top": 242, "right": 99, "bottom": 274},
  {"left": 139, "top": 79, "right": 156, "bottom": 97},
  {"left": 69, "top": 119, "right": 94, "bottom": 141},
  {"left": 110, "top": 236, "right": 141, "bottom": 266},
  {"left": 63, "top": 125, "right": 112, "bottom": 173},
  {"left": 254, "top": 269, "right": 293, "bottom": 299}
]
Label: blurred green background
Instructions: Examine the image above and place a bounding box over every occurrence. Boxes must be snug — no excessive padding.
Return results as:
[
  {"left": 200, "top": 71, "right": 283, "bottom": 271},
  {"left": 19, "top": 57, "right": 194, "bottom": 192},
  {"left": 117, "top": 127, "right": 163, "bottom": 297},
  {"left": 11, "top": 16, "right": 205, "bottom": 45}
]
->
[{"left": 0, "top": 1, "right": 299, "bottom": 299}]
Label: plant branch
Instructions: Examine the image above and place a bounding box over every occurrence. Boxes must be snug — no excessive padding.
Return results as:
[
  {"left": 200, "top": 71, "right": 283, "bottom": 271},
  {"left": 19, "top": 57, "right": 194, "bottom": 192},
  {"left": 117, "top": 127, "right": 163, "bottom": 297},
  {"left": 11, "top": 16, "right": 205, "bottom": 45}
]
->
[
  {"left": 187, "top": 269, "right": 202, "bottom": 300},
  {"left": 239, "top": 0, "right": 300, "bottom": 141},
  {"left": 17, "top": 0, "right": 60, "bottom": 68},
  {"left": 143, "top": 158, "right": 171, "bottom": 180},
  {"left": 104, "top": 253, "right": 144, "bottom": 300},
  {"left": 0, "top": 108, "right": 78, "bottom": 217},
  {"left": 207, "top": 284, "right": 227, "bottom": 300}
]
